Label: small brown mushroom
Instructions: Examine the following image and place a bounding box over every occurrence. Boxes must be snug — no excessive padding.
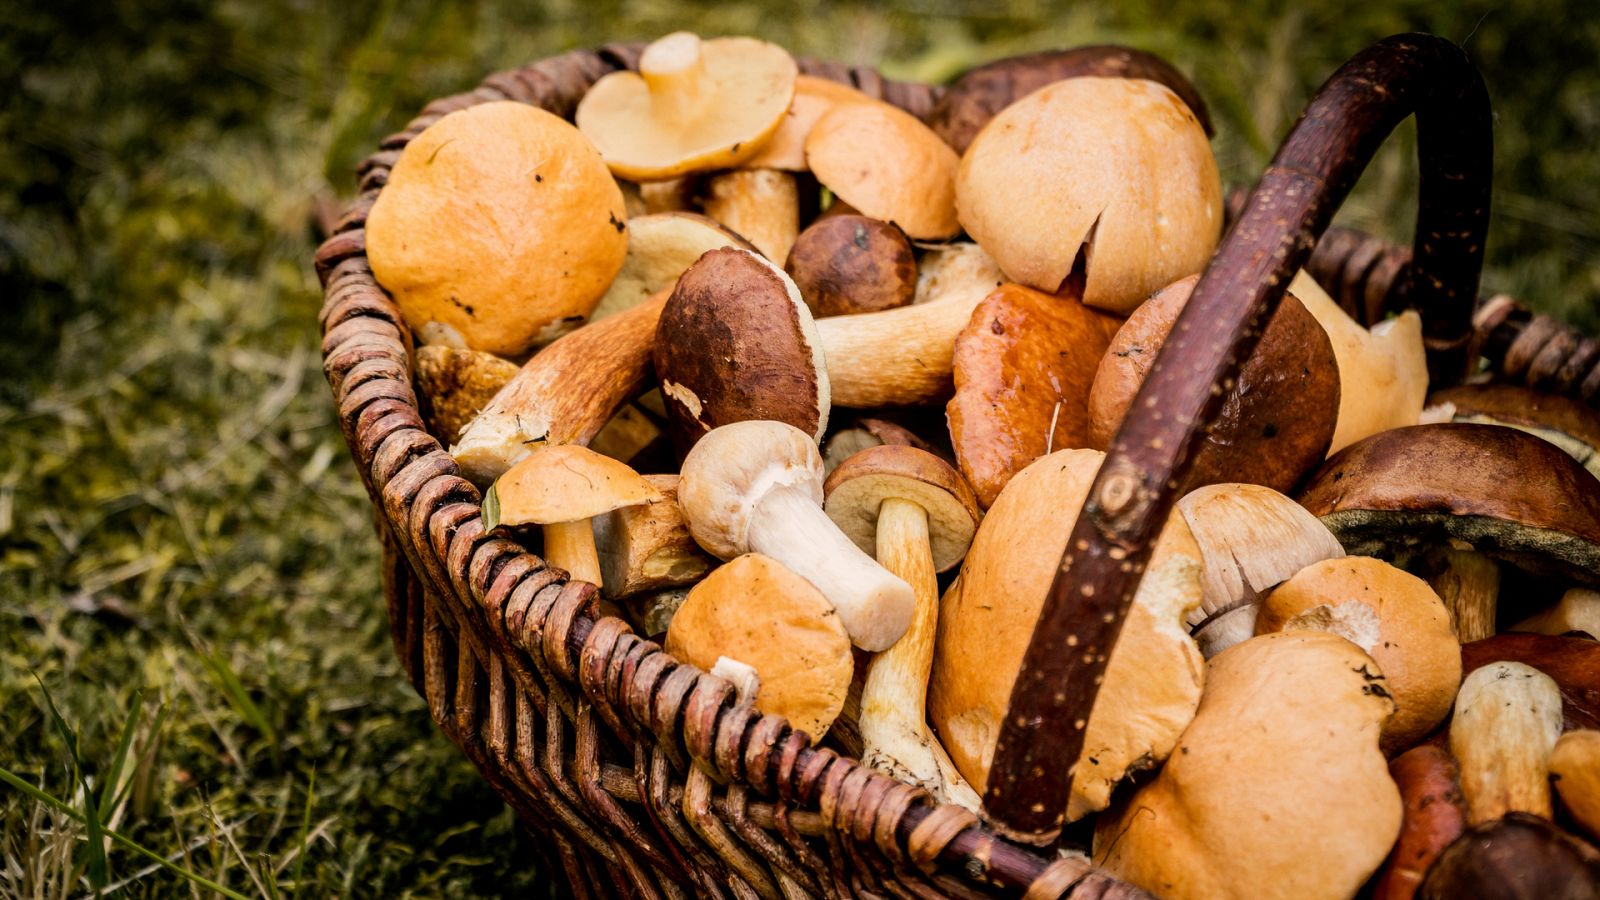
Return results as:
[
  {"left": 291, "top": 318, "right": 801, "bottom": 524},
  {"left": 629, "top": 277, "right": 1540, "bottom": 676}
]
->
[
  {"left": 702, "top": 168, "right": 800, "bottom": 263},
  {"left": 1451, "top": 661, "right": 1564, "bottom": 825},
  {"left": 785, "top": 215, "right": 918, "bottom": 317},
  {"left": 805, "top": 101, "right": 960, "bottom": 240},
  {"left": 593, "top": 474, "right": 716, "bottom": 601},
  {"left": 1429, "top": 383, "right": 1600, "bottom": 478},
  {"left": 1088, "top": 274, "right": 1340, "bottom": 493},
  {"left": 1416, "top": 813, "right": 1600, "bottom": 900},
  {"left": 1372, "top": 745, "right": 1468, "bottom": 900},
  {"left": 1514, "top": 588, "right": 1600, "bottom": 640},
  {"left": 589, "top": 212, "right": 755, "bottom": 321},
  {"left": 1552, "top": 730, "right": 1600, "bottom": 842},
  {"left": 414, "top": 345, "right": 519, "bottom": 441},
  {"left": 946, "top": 283, "right": 1123, "bottom": 507},
  {"left": 653, "top": 247, "right": 829, "bottom": 453},
  {"left": 743, "top": 75, "right": 873, "bottom": 171}
]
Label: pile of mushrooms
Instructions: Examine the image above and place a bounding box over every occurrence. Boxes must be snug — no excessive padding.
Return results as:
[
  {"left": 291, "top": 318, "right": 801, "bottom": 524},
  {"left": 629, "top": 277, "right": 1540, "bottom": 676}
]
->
[{"left": 366, "top": 29, "right": 1600, "bottom": 897}]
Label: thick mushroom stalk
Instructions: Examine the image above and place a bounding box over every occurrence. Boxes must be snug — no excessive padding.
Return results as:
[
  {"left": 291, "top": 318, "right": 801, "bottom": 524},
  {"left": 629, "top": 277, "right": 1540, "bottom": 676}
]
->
[
  {"left": 1427, "top": 548, "right": 1500, "bottom": 643},
  {"left": 1450, "top": 661, "right": 1563, "bottom": 824},
  {"left": 824, "top": 445, "right": 984, "bottom": 808}
]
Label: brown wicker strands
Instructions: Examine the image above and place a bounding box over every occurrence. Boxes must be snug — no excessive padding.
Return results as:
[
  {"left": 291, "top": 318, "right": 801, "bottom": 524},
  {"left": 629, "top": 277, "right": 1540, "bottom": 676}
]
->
[{"left": 316, "top": 43, "right": 1156, "bottom": 898}]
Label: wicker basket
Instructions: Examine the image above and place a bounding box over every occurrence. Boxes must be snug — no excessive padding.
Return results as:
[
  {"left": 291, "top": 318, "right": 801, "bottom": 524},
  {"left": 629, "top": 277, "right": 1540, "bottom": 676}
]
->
[{"left": 314, "top": 33, "right": 1591, "bottom": 898}]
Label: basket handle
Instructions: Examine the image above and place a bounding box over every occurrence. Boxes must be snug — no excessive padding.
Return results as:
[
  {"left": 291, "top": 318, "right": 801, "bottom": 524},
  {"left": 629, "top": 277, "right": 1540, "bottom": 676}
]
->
[{"left": 981, "top": 32, "right": 1492, "bottom": 845}]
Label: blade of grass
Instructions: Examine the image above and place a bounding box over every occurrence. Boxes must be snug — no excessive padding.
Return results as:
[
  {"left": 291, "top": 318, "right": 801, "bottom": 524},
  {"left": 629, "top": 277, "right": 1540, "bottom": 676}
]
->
[
  {"left": 200, "top": 650, "right": 277, "bottom": 744},
  {"left": 32, "top": 674, "right": 109, "bottom": 891},
  {"left": 98, "top": 689, "right": 145, "bottom": 818},
  {"left": 289, "top": 768, "right": 315, "bottom": 899},
  {"left": 111, "top": 699, "right": 170, "bottom": 816}
]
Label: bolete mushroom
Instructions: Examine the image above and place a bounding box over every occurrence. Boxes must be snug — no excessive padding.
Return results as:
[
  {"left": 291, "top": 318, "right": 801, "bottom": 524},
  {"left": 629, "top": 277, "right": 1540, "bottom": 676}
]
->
[
  {"left": 1093, "top": 631, "right": 1402, "bottom": 900},
  {"left": 1175, "top": 482, "right": 1345, "bottom": 658},
  {"left": 1450, "top": 661, "right": 1564, "bottom": 825},
  {"left": 929, "top": 448, "right": 1205, "bottom": 821},
  {"left": 822, "top": 416, "right": 949, "bottom": 475},
  {"left": 742, "top": 75, "right": 873, "bottom": 171},
  {"left": 1461, "top": 633, "right": 1600, "bottom": 733},
  {"left": 593, "top": 474, "right": 716, "bottom": 600},
  {"left": 1372, "top": 745, "right": 1468, "bottom": 900},
  {"left": 1416, "top": 814, "right": 1600, "bottom": 900},
  {"left": 823, "top": 445, "right": 982, "bottom": 808},
  {"left": 946, "top": 282, "right": 1123, "bottom": 506},
  {"left": 1429, "top": 383, "right": 1600, "bottom": 478},
  {"left": 653, "top": 247, "right": 829, "bottom": 453},
  {"left": 1256, "top": 556, "right": 1460, "bottom": 754},
  {"left": 702, "top": 168, "right": 799, "bottom": 264},
  {"left": 1087, "top": 274, "right": 1340, "bottom": 492},
  {"left": 804, "top": 101, "right": 960, "bottom": 240},
  {"left": 785, "top": 215, "right": 918, "bottom": 317},
  {"left": 664, "top": 553, "right": 853, "bottom": 738},
  {"left": 367, "top": 101, "right": 628, "bottom": 356},
  {"left": 588, "top": 212, "right": 755, "bottom": 322},
  {"left": 1552, "top": 729, "right": 1600, "bottom": 842},
  {"left": 487, "top": 443, "right": 662, "bottom": 589},
  {"left": 1515, "top": 588, "right": 1600, "bottom": 640},
  {"left": 575, "top": 32, "right": 797, "bottom": 181},
  {"left": 414, "top": 345, "right": 519, "bottom": 441},
  {"left": 957, "top": 77, "right": 1221, "bottom": 313},
  {"left": 677, "top": 420, "right": 914, "bottom": 651}
]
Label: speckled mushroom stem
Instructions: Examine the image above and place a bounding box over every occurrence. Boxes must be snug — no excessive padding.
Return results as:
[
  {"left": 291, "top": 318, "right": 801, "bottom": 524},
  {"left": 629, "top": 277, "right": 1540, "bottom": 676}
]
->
[{"left": 983, "top": 32, "right": 1492, "bottom": 846}]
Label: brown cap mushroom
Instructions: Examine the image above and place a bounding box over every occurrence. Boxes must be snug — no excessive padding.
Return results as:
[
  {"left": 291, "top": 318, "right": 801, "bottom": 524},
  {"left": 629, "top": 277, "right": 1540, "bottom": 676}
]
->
[
  {"left": 664, "top": 553, "right": 853, "bottom": 738},
  {"left": 677, "top": 420, "right": 914, "bottom": 651},
  {"left": 823, "top": 445, "right": 983, "bottom": 807},
  {"left": 575, "top": 32, "right": 797, "bottom": 181},
  {"left": 1175, "top": 482, "right": 1346, "bottom": 658},
  {"left": 1429, "top": 383, "right": 1600, "bottom": 479},
  {"left": 367, "top": 101, "right": 628, "bottom": 357},
  {"left": 1450, "top": 661, "right": 1564, "bottom": 825},
  {"left": 414, "top": 345, "right": 519, "bottom": 441},
  {"left": 1257, "top": 556, "right": 1461, "bottom": 754},
  {"left": 822, "top": 416, "right": 949, "bottom": 476},
  {"left": 946, "top": 283, "right": 1123, "bottom": 506},
  {"left": 785, "top": 215, "right": 918, "bottom": 317},
  {"left": 956, "top": 77, "right": 1221, "bottom": 313},
  {"left": 929, "top": 448, "right": 1205, "bottom": 821},
  {"left": 1373, "top": 745, "right": 1468, "bottom": 900},
  {"left": 488, "top": 444, "right": 663, "bottom": 589},
  {"left": 742, "top": 75, "right": 873, "bottom": 171},
  {"left": 1552, "top": 730, "right": 1600, "bottom": 842},
  {"left": 1416, "top": 813, "right": 1600, "bottom": 900},
  {"left": 653, "top": 247, "right": 829, "bottom": 452},
  {"left": 593, "top": 473, "right": 716, "bottom": 600},
  {"left": 589, "top": 212, "right": 755, "bottom": 322},
  {"left": 805, "top": 101, "right": 960, "bottom": 240},
  {"left": 702, "top": 169, "right": 799, "bottom": 263},
  {"left": 1093, "top": 631, "right": 1402, "bottom": 900},
  {"left": 1514, "top": 588, "right": 1600, "bottom": 640},
  {"left": 1088, "top": 274, "right": 1340, "bottom": 492}
]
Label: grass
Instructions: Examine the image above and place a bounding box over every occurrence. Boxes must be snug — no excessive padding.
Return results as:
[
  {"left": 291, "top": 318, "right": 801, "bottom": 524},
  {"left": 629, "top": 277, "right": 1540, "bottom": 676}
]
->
[{"left": 2, "top": 0, "right": 1597, "bottom": 896}]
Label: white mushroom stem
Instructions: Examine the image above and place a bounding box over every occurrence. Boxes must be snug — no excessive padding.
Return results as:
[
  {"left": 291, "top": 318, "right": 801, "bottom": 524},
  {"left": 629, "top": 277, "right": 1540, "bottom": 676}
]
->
[
  {"left": 711, "top": 656, "right": 761, "bottom": 705},
  {"left": 1450, "top": 661, "right": 1563, "bottom": 825},
  {"left": 544, "top": 519, "right": 603, "bottom": 586},
  {"left": 640, "top": 32, "right": 706, "bottom": 123},
  {"left": 1513, "top": 588, "right": 1600, "bottom": 639},
  {"left": 705, "top": 169, "right": 799, "bottom": 263},
  {"left": 745, "top": 484, "right": 914, "bottom": 652},
  {"left": 1429, "top": 549, "right": 1500, "bottom": 643},
  {"left": 816, "top": 291, "right": 987, "bottom": 407},
  {"left": 859, "top": 497, "right": 981, "bottom": 809}
]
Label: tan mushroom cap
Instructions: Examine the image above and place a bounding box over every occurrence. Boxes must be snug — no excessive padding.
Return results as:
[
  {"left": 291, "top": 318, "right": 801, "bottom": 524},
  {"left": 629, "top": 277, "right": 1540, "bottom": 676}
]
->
[
  {"left": 494, "top": 443, "right": 663, "bottom": 525},
  {"left": 957, "top": 77, "right": 1221, "bottom": 313},
  {"left": 929, "top": 448, "right": 1205, "bottom": 821},
  {"left": 677, "top": 419, "right": 824, "bottom": 561},
  {"left": 822, "top": 445, "right": 981, "bottom": 572},
  {"left": 576, "top": 32, "right": 797, "bottom": 181},
  {"left": 1550, "top": 729, "right": 1600, "bottom": 842},
  {"left": 805, "top": 101, "right": 961, "bottom": 240},
  {"left": 589, "top": 212, "right": 755, "bottom": 321},
  {"left": 367, "top": 101, "right": 628, "bottom": 358},
  {"left": 743, "top": 75, "right": 874, "bottom": 171},
  {"left": 1095, "top": 631, "right": 1402, "bottom": 900},
  {"left": 1258, "top": 556, "right": 1461, "bottom": 755},
  {"left": 1430, "top": 383, "right": 1600, "bottom": 479},
  {"left": 665, "top": 553, "right": 853, "bottom": 738}
]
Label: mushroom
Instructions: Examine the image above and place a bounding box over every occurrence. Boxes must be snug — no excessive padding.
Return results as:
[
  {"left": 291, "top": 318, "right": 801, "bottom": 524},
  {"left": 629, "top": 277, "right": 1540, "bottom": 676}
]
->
[
  {"left": 1175, "top": 482, "right": 1345, "bottom": 658},
  {"left": 1552, "top": 730, "right": 1600, "bottom": 842},
  {"left": 823, "top": 445, "right": 982, "bottom": 808},
  {"left": 652, "top": 247, "right": 829, "bottom": 453},
  {"left": 913, "top": 241, "right": 1005, "bottom": 307},
  {"left": 677, "top": 420, "right": 914, "bottom": 651},
  {"left": 702, "top": 168, "right": 799, "bottom": 263},
  {"left": 956, "top": 77, "right": 1221, "bottom": 313},
  {"left": 804, "top": 101, "right": 960, "bottom": 240},
  {"left": 946, "top": 283, "right": 1123, "bottom": 506},
  {"left": 450, "top": 288, "right": 670, "bottom": 485},
  {"left": 367, "top": 101, "right": 628, "bottom": 357},
  {"left": 664, "top": 553, "right": 853, "bottom": 738},
  {"left": 1289, "top": 271, "right": 1428, "bottom": 454},
  {"left": 414, "top": 345, "right": 519, "bottom": 441},
  {"left": 1093, "top": 631, "right": 1402, "bottom": 900},
  {"left": 742, "top": 75, "right": 873, "bottom": 171},
  {"left": 593, "top": 474, "right": 716, "bottom": 601},
  {"left": 638, "top": 176, "right": 699, "bottom": 214},
  {"left": 929, "top": 448, "right": 1205, "bottom": 821},
  {"left": 1515, "top": 588, "right": 1600, "bottom": 639},
  {"left": 1416, "top": 813, "right": 1600, "bottom": 900},
  {"left": 588, "top": 212, "right": 755, "bottom": 322},
  {"left": 487, "top": 443, "right": 663, "bottom": 589},
  {"left": 1461, "top": 633, "right": 1600, "bottom": 733},
  {"left": 1256, "top": 556, "right": 1461, "bottom": 754},
  {"left": 822, "top": 416, "right": 949, "bottom": 475},
  {"left": 623, "top": 586, "right": 690, "bottom": 639},
  {"left": 1297, "top": 423, "right": 1600, "bottom": 642},
  {"left": 1087, "top": 274, "right": 1340, "bottom": 493},
  {"left": 1429, "top": 383, "right": 1600, "bottom": 478},
  {"left": 784, "top": 215, "right": 918, "bottom": 317},
  {"left": 1450, "top": 661, "right": 1564, "bottom": 825},
  {"left": 575, "top": 32, "right": 797, "bottom": 181},
  {"left": 1372, "top": 745, "right": 1468, "bottom": 900},
  {"left": 586, "top": 402, "right": 662, "bottom": 466}
]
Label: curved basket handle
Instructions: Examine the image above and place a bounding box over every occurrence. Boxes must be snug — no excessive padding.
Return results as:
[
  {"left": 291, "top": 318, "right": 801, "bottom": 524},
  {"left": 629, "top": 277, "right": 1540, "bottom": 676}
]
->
[{"left": 982, "top": 32, "right": 1492, "bottom": 844}]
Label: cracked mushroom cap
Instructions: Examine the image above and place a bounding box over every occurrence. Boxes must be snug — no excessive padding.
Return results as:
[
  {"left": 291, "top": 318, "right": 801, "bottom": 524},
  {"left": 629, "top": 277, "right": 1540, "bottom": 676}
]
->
[
  {"left": 822, "top": 444, "right": 982, "bottom": 572},
  {"left": 367, "top": 101, "right": 628, "bottom": 357},
  {"left": 665, "top": 553, "right": 853, "bottom": 738},
  {"left": 1094, "top": 631, "right": 1402, "bottom": 900},
  {"left": 654, "top": 247, "right": 829, "bottom": 452},
  {"left": 576, "top": 32, "right": 797, "bottom": 181},
  {"left": 742, "top": 75, "right": 873, "bottom": 171},
  {"left": 677, "top": 419, "right": 824, "bottom": 561},
  {"left": 491, "top": 443, "right": 663, "bottom": 526},
  {"left": 589, "top": 212, "right": 756, "bottom": 321},
  {"left": 929, "top": 448, "right": 1205, "bottom": 821},
  {"left": 957, "top": 77, "right": 1221, "bottom": 313},
  {"left": 804, "top": 101, "right": 961, "bottom": 240},
  {"left": 1088, "top": 274, "right": 1339, "bottom": 492},
  {"left": 1430, "top": 383, "right": 1600, "bottom": 479},
  {"left": 1258, "top": 556, "right": 1461, "bottom": 755},
  {"left": 1297, "top": 423, "right": 1600, "bottom": 589}
]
